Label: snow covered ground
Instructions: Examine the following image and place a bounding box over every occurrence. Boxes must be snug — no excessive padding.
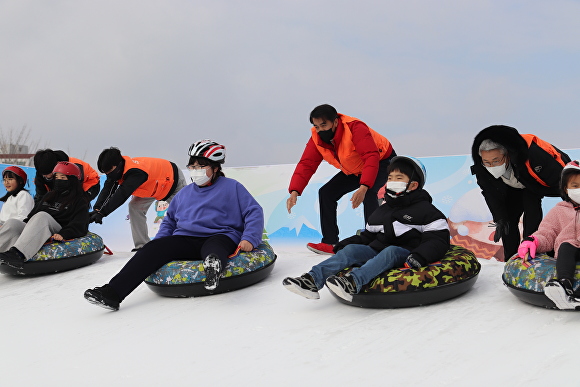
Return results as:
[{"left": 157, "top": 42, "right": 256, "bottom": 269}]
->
[{"left": 2, "top": 244, "right": 579, "bottom": 387}]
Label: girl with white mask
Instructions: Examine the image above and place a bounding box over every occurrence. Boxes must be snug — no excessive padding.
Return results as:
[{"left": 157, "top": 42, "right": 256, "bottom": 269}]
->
[
  {"left": 517, "top": 160, "right": 580, "bottom": 310},
  {"left": 84, "top": 140, "right": 264, "bottom": 311}
]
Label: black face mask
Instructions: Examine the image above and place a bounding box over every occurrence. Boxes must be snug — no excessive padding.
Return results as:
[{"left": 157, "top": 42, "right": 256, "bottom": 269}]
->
[
  {"left": 53, "top": 179, "right": 71, "bottom": 192},
  {"left": 107, "top": 165, "right": 123, "bottom": 181},
  {"left": 318, "top": 129, "right": 335, "bottom": 144}
]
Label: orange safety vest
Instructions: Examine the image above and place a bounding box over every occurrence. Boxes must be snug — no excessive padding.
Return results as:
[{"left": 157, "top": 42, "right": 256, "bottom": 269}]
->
[
  {"left": 310, "top": 114, "right": 391, "bottom": 175},
  {"left": 521, "top": 134, "right": 568, "bottom": 187},
  {"left": 69, "top": 157, "right": 100, "bottom": 192},
  {"left": 118, "top": 156, "right": 175, "bottom": 200}
]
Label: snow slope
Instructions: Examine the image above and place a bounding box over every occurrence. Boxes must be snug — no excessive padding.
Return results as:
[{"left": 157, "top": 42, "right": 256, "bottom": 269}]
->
[{"left": 2, "top": 244, "right": 579, "bottom": 387}]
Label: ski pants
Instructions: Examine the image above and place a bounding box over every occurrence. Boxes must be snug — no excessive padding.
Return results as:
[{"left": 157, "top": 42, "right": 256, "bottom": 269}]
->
[
  {"left": 108, "top": 234, "right": 238, "bottom": 301},
  {"left": 556, "top": 243, "right": 580, "bottom": 282},
  {"left": 499, "top": 187, "right": 543, "bottom": 259},
  {"left": 0, "top": 212, "right": 62, "bottom": 260}
]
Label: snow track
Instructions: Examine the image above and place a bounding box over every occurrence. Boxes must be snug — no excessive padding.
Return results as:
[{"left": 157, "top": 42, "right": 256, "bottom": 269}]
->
[{"left": 1, "top": 246, "right": 578, "bottom": 386}]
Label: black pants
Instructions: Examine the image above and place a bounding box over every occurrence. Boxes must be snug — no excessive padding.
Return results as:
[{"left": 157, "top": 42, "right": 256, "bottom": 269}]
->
[
  {"left": 557, "top": 242, "right": 580, "bottom": 281},
  {"left": 109, "top": 234, "right": 237, "bottom": 301},
  {"left": 500, "top": 188, "right": 543, "bottom": 259},
  {"left": 319, "top": 155, "right": 394, "bottom": 244}
]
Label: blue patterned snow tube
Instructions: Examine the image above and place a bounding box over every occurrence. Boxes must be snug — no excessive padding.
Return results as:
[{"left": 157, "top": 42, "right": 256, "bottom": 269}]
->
[
  {"left": 0, "top": 232, "right": 105, "bottom": 276},
  {"left": 144, "top": 241, "right": 276, "bottom": 297},
  {"left": 502, "top": 253, "right": 580, "bottom": 309}
]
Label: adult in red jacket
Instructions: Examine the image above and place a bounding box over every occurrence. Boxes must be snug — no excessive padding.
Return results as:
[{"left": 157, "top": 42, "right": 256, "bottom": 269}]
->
[
  {"left": 90, "top": 147, "right": 186, "bottom": 250},
  {"left": 287, "top": 104, "right": 396, "bottom": 254}
]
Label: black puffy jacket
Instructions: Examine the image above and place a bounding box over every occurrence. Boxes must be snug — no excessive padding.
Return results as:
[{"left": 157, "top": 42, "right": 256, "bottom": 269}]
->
[{"left": 337, "top": 189, "right": 450, "bottom": 266}]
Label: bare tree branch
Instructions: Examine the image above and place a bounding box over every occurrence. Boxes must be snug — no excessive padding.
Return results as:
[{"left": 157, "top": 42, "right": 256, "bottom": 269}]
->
[{"left": 0, "top": 125, "right": 43, "bottom": 166}]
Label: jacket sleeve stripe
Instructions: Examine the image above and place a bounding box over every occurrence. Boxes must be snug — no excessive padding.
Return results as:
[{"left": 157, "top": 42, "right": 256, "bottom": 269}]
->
[
  {"left": 393, "top": 219, "right": 449, "bottom": 237},
  {"left": 365, "top": 224, "right": 384, "bottom": 233}
]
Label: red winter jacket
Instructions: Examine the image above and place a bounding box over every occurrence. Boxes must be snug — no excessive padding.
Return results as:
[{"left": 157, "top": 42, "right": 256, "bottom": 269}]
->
[{"left": 289, "top": 114, "right": 393, "bottom": 194}]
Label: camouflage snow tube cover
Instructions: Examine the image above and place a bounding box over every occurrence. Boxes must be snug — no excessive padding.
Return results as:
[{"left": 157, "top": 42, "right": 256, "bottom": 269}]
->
[
  {"left": 331, "top": 245, "right": 480, "bottom": 308},
  {"left": 502, "top": 254, "right": 580, "bottom": 310},
  {"left": 144, "top": 241, "right": 276, "bottom": 297},
  {"left": 0, "top": 232, "right": 105, "bottom": 276}
]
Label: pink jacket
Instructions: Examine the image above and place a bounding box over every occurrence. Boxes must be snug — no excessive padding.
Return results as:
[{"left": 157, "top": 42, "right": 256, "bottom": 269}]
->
[{"left": 533, "top": 201, "right": 580, "bottom": 257}]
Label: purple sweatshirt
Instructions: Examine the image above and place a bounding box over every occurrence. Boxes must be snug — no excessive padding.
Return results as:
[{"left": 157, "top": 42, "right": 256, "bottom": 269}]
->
[{"left": 155, "top": 176, "right": 264, "bottom": 248}]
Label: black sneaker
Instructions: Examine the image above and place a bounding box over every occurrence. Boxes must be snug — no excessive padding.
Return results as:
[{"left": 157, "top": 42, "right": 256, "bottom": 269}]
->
[
  {"left": 326, "top": 274, "right": 357, "bottom": 302},
  {"left": 0, "top": 247, "right": 26, "bottom": 269},
  {"left": 84, "top": 285, "right": 121, "bottom": 311},
  {"left": 282, "top": 273, "right": 320, "bottom": 299},
  {"left": 203, "top": 254, "right": 222, "bottom": 291},
  {"left": 544, "top": 278, "right": 580, "bottom": 310}
]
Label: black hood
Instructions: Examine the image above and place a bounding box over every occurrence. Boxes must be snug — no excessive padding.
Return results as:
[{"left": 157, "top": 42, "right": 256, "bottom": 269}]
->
[{"left": 471, "top": 125, "right": 528, "bottom": 167}]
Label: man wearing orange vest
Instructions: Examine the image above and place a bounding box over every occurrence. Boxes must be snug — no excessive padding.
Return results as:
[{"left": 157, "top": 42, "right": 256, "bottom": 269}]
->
[
  {"left": 33, "top": 149, "right": 101, "bottom": 203},
  {"left": 287, "top": 104, "right": 396, "bottom": 254},
  {"left": 471, "top": 125, "right": 570, "bottom": 260},
  {"left": 90, "top": 147, "right": 186, "bottom": 251}
]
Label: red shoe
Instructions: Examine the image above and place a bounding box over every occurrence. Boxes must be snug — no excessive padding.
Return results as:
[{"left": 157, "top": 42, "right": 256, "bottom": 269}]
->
[{"left": 306, "top": 242, "right": 335, "bottom": 255}]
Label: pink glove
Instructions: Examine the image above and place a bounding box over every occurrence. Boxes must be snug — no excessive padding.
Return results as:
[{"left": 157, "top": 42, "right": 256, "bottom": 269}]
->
[{"left": 518, "top": 236, "right": 538, "bottom": 259}]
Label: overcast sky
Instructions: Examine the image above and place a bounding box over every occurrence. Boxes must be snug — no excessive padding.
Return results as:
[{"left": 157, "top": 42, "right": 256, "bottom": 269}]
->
[{"left": 1, "top": 0, "right": 579, "bottom": 168}]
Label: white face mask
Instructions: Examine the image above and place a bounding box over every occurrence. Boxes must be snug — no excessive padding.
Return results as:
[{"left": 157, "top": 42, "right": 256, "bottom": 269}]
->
[
  {"left": 567, "top": 188, "right": 580, "bottom": 204},
  {"left": 386, "top": 181, "right": 409, "bottom": 198},
  {"left": 486, "top": 164, "right": 507, "bottom": 179},
  {"left": 189, "top": 169, "right": 211, "bottom": 186}
]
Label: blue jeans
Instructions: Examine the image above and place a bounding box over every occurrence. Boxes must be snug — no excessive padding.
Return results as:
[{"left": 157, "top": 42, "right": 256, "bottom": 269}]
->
[{"left": 308, "top": 244, "right": 410, "bottom": 293}]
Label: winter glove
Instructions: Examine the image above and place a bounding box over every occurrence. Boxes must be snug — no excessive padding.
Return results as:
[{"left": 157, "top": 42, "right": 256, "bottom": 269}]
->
[
  {"left": 518, "top": 236, "right": 538, "bottom": 259},
  {"left": 332, "top": 242, "right": 346, "bottom": 253},
  {"left": 89, "top": 210, "right": 104, "bottom": 224},
  {"left": 333, "top": 235, "right": 364, "bottom": 253},
  {"left": 404, "top": 254, "right": 423, "bottom": 269},
  {"left": 492, "top": 219, "right": 510, "bottom": 243}
]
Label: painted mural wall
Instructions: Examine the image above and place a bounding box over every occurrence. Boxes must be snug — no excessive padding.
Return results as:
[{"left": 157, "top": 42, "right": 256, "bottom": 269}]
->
[{"left": 2, "top": 149, "right": 579, "bottom": 259}]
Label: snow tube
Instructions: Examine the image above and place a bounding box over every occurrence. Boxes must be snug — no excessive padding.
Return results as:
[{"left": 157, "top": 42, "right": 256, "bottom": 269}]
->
[
  {"left": 144, "top": 242, "right": 276, "bottom": 297},
  {"left": 0, "top": 232, "right": 105, "bottom": 276},
  {"left": 329, "top": 245, "right": 480, "bottom": 308},
  {"left": 502, "top": 254, "right": 580, "bottom": 309}
]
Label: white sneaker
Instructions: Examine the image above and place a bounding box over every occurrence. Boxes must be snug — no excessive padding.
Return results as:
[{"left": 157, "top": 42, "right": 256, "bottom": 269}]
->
[
  {"left": 544, "top": 279, "right": 580, "bottom": 310},
  {"left": 325, "top": 275, "right": 356, "bottom": 302},
  {"left": 203, "top": 254, "right": 222, "bottom": 291},
  {"left": 282, "top": 274, "right": 320, "bottom": 299}
]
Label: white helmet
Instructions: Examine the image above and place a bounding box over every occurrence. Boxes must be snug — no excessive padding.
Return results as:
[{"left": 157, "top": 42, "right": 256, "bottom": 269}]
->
[
  {"left": 188, "top": 140, "right": 226, "bottom": 164},
  {"left": 389, "top": 155, "right": 427, "bottom": 189},
  {"left": 561, "top": 160, "right": 580, "bottom": 201}
]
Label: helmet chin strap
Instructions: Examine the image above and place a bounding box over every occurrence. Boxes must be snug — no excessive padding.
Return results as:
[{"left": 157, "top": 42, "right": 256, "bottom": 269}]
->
[
  {"left": 386, "top": 170, "right": 416, "bottom": 198},
  {"left": 386, "top": 181, "right": 412, "bottom": 198}
]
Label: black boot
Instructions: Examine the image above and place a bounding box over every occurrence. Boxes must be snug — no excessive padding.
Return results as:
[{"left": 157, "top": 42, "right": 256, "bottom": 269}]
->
[
  {"left": 0, "top": 247, "right": 26, "bottom": 269},
  {"left": 84, "top": 284, "right": 121, "bottom": 311}
]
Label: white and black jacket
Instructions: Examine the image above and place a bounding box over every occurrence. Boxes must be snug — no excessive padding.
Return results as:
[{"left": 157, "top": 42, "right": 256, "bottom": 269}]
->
[{"left": 336, "top": 189, "right": 450, "bottom": 266}]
